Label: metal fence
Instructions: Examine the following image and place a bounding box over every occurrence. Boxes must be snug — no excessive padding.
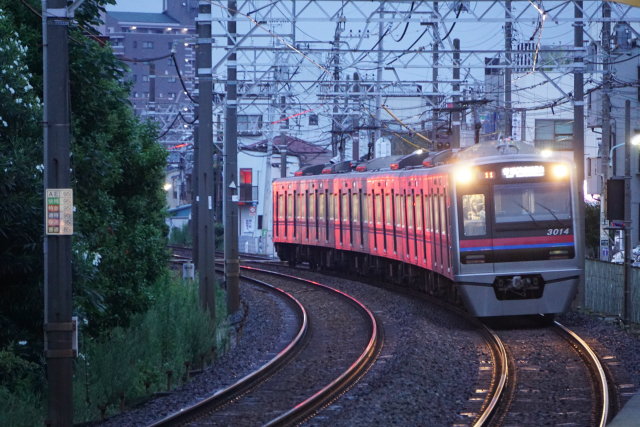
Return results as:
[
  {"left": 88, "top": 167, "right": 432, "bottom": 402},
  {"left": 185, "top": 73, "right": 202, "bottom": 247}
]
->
[{"left": 584, "top": 259, "right": 640, "bottom": 324}]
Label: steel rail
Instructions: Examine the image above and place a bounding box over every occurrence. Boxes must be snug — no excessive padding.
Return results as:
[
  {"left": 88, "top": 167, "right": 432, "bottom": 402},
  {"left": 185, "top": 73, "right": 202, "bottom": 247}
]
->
[
  {"left": 240, "top": 266, "right": 382, "bottom": 426},
  {"left": 554, "top": 320, "right": 610, "bottom": 427},
  {"left": 472, "top": 324, "right": 510, "bottom": 427},
  {"left": 150, "top": 274, "right": 308, "bottom": 427}
]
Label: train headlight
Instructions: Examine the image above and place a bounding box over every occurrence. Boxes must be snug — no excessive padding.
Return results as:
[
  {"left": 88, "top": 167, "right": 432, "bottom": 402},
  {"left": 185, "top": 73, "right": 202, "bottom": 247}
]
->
[
  {"left": 551, "top": 164, "right": 569, "bottom": 179},
  {"left": 454, "top": 166, "right": 474, "bottom": 184}
]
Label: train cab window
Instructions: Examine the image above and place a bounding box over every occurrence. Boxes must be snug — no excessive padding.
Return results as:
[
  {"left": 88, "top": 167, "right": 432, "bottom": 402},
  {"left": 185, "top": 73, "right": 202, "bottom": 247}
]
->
[
  {"left": 462, "top": 194, "right": 486, "bottom": 236},
  {"left": 493, "top": 182, "right": 571, "bottom": 225}
]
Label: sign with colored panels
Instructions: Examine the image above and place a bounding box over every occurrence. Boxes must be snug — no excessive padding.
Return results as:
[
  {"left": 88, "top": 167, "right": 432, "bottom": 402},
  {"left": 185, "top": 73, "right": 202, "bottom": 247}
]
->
[{"left": 46, "top": 189, "right": 73, "bottom": 235}]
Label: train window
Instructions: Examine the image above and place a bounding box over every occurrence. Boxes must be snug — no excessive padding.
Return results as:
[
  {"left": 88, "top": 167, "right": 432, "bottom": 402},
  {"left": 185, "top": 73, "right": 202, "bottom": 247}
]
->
[
  {"left": 293, "top": 191, "right": 297, "bottom": 238},
  {"left": 440, "top": 193, "right": 447, "bottom": 236},
  {"left": 329, "top": 192, "right": 335, "bottom": 221},
  {"left": 462, "top": 194, "right": 486, "bottom": 236},
  {"left": 309, "top": 192, "right": 315, "bottom": 221},
  {"left": 385, "top": 193, "right": 392, "bottom": 226},
  {"left": 406, "top": 192, "right": 414, "bottom": 230},
  {"left": 494, "top": 182, "right": 571, "bottom": 224},
  {"left": 415, "top": 192, "right": 422, "bottom": 231},
  {"left": 305, "top": 191, "right": 309, "bottom": 239},
  {"left": 352, "top": 192, "right": 359, "bottom": 223},
  {"left": 358, "top": 190, "right": 364, "bottom": 245},
  {"left": 375, "top": 193, "right": 382, "bottom": 225},
  {"left": 318, "top": 192, "right": 325, "bottom": 219},
  {"left": 342, "top": 191, "right": 349, "bottom": 222},
  {"left": 425, "top": 194, "right": 432, "bottom": 231}
]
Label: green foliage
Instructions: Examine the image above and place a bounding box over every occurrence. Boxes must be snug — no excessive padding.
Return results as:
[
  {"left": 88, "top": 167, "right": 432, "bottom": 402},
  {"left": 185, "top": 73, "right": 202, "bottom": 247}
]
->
[
  {"left": 0, "top": 5, "right": 44, "bottom": 353},
  {"left": 169, "top": 223, "right": 193, "bottom": 246},
  {"left": 0, "top": 346, "right": 45, "bottom": 426},
  {"left": 585, "top": 202, "right": 600, "bottom": 259},
  {"left": 73, "top": 278, "right": 220, "bottom": 422}
]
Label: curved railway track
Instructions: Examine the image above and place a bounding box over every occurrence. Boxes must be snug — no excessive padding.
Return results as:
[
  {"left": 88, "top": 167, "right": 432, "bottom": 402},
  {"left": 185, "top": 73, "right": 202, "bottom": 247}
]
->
[
  {"left": 480, "top": 317, "right": 611, "bottom": 427},
  {"left": 152, "top": 264, "right": 381, "bottom": 426}
]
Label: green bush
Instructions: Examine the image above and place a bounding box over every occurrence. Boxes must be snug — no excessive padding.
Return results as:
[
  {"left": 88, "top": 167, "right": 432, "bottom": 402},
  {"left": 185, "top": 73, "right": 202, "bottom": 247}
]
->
[
  {"left": 73, "top": 277, "right": 225, "bottom": 422},
  {"left": 0, "top": 347, "right": 45, "bottom": 426},
  {"left": 169, "top": 223, "right": 192, "bottom": 246}
]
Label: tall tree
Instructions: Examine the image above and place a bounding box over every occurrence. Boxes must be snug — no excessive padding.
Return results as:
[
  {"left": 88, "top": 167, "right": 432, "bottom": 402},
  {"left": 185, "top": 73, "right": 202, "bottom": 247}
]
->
[{"left": 0, "top": 0, "right": 169, "bottom": 350}]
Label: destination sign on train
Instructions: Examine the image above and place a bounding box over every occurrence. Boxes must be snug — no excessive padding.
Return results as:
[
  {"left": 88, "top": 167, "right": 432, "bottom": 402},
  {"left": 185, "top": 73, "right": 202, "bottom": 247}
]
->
[{"left": 501, "top": 165, "right": 545, "bottom": 179}]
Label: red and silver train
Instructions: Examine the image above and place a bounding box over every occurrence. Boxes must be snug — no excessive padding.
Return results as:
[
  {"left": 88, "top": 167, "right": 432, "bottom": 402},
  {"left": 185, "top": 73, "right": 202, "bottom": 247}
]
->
[{"left": 272, "top": 141, "right": 582, "bottom": 317}]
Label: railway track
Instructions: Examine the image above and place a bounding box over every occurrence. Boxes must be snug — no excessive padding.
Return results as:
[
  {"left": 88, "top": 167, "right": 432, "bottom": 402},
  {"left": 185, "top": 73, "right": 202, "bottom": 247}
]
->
[
  {"left": 480, "top": 316, "right": 611, "bottom": 427},
  {"left": 152, "top": 264, "right": 381, "bottom": 426}
]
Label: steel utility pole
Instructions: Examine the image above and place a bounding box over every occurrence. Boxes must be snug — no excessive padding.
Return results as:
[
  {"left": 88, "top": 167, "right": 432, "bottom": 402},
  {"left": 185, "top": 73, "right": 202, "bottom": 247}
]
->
[
  {"left": 225, "top": 0, "right": 240, "bottom": 314},
  {"left": 574, "top": 0, "right": 586, "bottom": 307},
  {"left": 195, "top": 0, "right": 216, "bottom": 317},
  {"left": 43, "top": 0, "right": 78, "bottom": 424}
]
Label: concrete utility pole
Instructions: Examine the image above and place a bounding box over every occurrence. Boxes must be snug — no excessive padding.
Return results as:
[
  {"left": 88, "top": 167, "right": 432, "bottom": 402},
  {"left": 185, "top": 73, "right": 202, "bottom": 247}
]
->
[
  {"left": 43, "top": 0, "right": 77, "bottom": 424},
  {"left": 195, "top": 0, "right": 216, "bottom": 317},
  {"left": 225, "top": 0, "right": 240, "bottom": 314},
  {"left": 452, "top": 38, "right": 461, "bottom": 149},
  {"left": 504, "top": 0, "right": 513, "bottom": 138},
  {"left": 600, "top": 1, "right": 612, "bottom": 262},
  {"left": 574, "top": 0, "right": 586, "bottom": 307},
  {"left": 332, "top": 19, "right": 342, "bottom": 158},
  {"left": 623, "top": 100, "right": 632, "bottom": 323},
  {"left": 374, "top": 3, "right": 384, "bottom": 147},
  {"left": 280, "top": 94, "right": 288, "bottom": 178}
]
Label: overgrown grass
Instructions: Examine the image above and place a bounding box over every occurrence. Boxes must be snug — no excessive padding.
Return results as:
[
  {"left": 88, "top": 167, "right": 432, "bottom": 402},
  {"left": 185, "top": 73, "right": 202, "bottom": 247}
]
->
[
  {"left": 73, "top": 277, "right": 227, "bottom": 422},
  {"left": 0, "top": 276, "right": 227, "bottom": 424}
]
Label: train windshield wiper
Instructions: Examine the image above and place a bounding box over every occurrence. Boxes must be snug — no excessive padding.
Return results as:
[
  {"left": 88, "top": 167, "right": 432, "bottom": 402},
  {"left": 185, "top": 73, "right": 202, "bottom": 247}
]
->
[
  {"left": 514, "top": 201, "right": 540, "bottom": 228},
  {"left": 535, "top": 202, "right": 565, "bottom": 226}
]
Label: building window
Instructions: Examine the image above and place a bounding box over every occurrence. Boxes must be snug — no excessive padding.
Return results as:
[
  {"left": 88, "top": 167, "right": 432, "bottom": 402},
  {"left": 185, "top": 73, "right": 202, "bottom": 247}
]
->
[
  {"left": 142, "top": 41, "right": 154, "bottom": 49},
  {"left": 142, "top": 75, "right": 149, "bottom": 82},
  {"left": 143, "top": 92, "right": 149, "bottom": 98},
  {"left": 168, "top": 42, "right": 173, "bottom": 50},
  {"left": 238, "top": 115, "right": 263, "bottom": 135},
  {"left": 168, "top": 92, "right": 176, "bottom": 99},
  {"left": 168, "top": 76, "right": 177, "bottom": 83},
  {"left": 534, "top": 119, "right": 573, "bottom": 150},
  {"left": 309, "top": 114, "right": 318, "bottom": 126},
  {"left": 132, "top": 41, "right": 137, "bottom": 49},
  {"left": 167, "top": 58, "right": 174, "bottom": 66},
  {"left": 131, "top": 74, "right": 137, "bottom": 82}
]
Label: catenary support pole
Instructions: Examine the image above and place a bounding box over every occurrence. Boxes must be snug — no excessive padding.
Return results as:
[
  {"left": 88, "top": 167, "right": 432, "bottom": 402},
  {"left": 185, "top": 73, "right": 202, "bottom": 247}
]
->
[
  {"left": 225, "top": 0, "right": 240, "bottom": 314},
  {"left": 574, "top": 0, "right": 586, "bottom": 308},
  {"left": 195, "top": 0, "right": 216, "bottom": 318},
  {"left": 43, "top": 0, "right": 74, "bottom": 424}
]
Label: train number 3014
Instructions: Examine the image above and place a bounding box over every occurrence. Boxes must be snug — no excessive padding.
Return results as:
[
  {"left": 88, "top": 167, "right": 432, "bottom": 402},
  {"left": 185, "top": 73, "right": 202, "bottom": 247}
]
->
[{"left": 547, "top": 228, "right": 570, "bottom": 236}]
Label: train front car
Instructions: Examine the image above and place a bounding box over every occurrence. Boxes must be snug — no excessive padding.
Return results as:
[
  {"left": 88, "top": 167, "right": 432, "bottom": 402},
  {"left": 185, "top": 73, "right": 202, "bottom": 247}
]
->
[{"left": 451, "top": 142, "right": 582, "bottom": 317}]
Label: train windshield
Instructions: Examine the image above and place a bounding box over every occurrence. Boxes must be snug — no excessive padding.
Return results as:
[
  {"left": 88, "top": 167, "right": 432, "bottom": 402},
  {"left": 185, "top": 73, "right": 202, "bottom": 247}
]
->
[{"left": 493, "top": 181, "right": 571, "bottom": 225}]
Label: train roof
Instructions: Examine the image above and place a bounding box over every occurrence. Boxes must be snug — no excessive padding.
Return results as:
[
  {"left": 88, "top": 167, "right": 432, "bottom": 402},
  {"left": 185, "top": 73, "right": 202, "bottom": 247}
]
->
[{"left": 289, "top": 140, "right": 543, "bottom": 178}]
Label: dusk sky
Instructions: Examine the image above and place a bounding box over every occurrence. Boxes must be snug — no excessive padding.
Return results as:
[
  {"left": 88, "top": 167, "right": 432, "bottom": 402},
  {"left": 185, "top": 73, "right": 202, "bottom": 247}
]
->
[{"left": 107, "top": 0, "right": 163, "bottom": 12}]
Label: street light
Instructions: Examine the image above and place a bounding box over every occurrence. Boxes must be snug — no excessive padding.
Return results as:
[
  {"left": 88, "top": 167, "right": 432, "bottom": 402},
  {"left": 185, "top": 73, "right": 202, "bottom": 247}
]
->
[{"left": 610, "top": 132, "right": 640, "bottom": 167}]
